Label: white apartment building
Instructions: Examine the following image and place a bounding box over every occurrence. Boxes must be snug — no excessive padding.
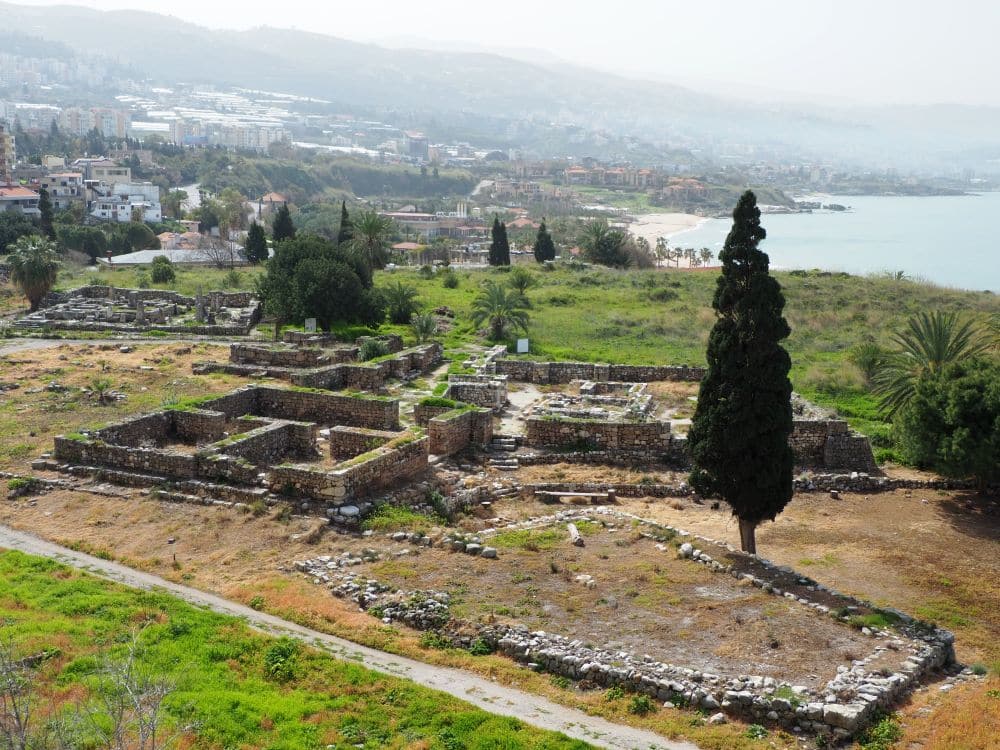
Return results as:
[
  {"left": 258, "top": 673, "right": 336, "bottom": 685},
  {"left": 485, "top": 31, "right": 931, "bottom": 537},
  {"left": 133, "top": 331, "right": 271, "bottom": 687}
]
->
[{"left": 89, "top": 182, "right": 161, "bottom": 223}]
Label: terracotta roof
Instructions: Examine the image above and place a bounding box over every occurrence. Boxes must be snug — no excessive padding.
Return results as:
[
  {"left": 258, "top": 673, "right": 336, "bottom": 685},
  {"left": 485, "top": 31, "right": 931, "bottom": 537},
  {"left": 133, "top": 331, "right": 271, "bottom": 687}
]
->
[
  {"left": 261, "top": 192, "right": 288, "bottom": 203},
  {"left": 0, "top": 187, "right": 38, "bottom": 198},
  {"left": 392, "top": 242, "right": 424, "bottom": 251}
]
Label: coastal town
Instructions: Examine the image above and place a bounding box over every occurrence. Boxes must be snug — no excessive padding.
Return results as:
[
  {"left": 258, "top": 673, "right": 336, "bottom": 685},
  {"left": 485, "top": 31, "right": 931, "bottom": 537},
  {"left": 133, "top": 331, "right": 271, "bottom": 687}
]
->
[{"left": 0, "top": 3, "right": 998, "bottom": 750}]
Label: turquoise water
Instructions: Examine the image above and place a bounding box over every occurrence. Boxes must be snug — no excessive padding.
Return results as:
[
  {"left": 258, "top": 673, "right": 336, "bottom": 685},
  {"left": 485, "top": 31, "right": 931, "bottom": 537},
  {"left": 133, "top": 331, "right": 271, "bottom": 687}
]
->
[{"left": 668, "top": 193, "right": 1000, "bottom": 292}]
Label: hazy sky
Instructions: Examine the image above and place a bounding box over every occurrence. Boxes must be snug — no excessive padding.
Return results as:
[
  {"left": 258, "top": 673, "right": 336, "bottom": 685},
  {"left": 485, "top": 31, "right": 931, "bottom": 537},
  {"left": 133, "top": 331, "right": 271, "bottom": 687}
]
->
[{"left": 11, "top": 0, "right": 1000, "bottom": 106}]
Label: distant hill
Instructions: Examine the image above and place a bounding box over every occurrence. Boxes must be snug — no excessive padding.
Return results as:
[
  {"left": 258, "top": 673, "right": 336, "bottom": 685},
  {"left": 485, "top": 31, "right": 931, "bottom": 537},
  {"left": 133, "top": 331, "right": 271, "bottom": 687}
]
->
[{"left": 3, "top": 1, "right": 1000, "bottom": 173}]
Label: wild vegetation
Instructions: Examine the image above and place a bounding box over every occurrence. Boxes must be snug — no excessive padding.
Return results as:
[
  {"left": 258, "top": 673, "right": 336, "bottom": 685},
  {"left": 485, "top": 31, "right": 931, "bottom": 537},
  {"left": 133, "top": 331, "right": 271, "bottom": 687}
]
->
[{"left": 0, "top": 550, "right": 589, "bottom": 749}]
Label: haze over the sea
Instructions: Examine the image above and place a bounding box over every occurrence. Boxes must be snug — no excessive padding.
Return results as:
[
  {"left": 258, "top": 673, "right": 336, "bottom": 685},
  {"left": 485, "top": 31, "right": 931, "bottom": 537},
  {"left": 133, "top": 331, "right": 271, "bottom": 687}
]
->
[{"left": 665, "top": 193, "right": 1000, "bottom": 292}]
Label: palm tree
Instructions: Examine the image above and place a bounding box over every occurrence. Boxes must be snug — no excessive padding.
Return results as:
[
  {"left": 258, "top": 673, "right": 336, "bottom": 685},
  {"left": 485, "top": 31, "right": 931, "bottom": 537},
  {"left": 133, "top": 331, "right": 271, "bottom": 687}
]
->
[
  {"left": 410, "top": 312, "right": 437, "bottom": 342},
  {"left": 8, "top": 236, "right": 60, "bottom": 312},
  {"left": 507, "top": 266, "right": 536, "bottom": 297},
  {"left": 699, "top": 247, "right": 713, "bottom": 266},
  {"left": 351, "top": 211, "right": 394, "bottom": 270},
  {"left": 873, "top": 310, "right": 989, "bottom": 416},
  {"left": 383, "top": 281, "right": 419, "bottom": 324},
  {"left": 471, "top": 280, "right": 529, "bottom": 341}
]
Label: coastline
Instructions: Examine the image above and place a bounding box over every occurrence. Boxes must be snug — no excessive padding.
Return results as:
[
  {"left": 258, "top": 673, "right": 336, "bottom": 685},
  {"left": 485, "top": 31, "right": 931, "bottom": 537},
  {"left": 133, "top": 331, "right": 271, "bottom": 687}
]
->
[{"left": 629, "top": 212, "right": 707, "bottom": 246}]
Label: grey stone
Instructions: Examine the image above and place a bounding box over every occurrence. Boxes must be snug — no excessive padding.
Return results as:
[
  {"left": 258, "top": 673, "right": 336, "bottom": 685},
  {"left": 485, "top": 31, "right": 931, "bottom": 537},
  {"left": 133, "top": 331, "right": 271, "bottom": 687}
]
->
[{"left": 707, "top": 712, "right": 727, "bottom": 725}]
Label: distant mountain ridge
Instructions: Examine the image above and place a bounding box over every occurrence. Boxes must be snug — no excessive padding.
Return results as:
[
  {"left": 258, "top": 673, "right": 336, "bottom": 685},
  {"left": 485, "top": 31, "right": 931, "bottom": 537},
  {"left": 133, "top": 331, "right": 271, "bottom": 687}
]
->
[{"left": 3, "top": 1, "right": 1000, "bottom": 173}]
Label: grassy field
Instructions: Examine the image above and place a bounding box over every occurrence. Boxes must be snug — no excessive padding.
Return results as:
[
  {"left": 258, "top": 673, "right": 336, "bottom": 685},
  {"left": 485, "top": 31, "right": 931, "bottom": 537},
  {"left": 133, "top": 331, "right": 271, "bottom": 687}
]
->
[
  {"left": 4, "top": 259, "right": 997, "bottom": 451},
  {"left": 375, "top": 265, "right": 999, "bottom": 448},
  {"left": 0, "top": 549, "right": 590, "bottom": 749}
]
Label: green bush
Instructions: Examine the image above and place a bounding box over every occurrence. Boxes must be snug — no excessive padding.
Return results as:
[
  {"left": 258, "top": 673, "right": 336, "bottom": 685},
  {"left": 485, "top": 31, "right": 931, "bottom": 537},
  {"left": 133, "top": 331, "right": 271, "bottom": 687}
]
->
[
  {"left": 441, "top": 268, "right": 459, "bottom": 288},
  {"left": 150, "top": 255, "right": 176, "bottom": 283},
  {"left": 263, "top": 637, "right": 299, "bottom": 682},
  {"left": 418, "top": 631, "right": 452, "bottom": 650},
  {"left": 358, "top": 338, "right": 390, "bottom": 361},
  {"left": 857, "top": 713, "right": 902, "bottom": 750},
  {"left": 745, "top": 724, "right": 768, "bottom": 740},
  {"left": 248, "top": 595, "right": 265, "bottom": 611},
  {"left": 628, "top": 694, "right": 655, "bottom": 715},
  {"left": 468, "top": 637, "right": 494, "bottom": 656},
  {"left": 604, "top": 685, "right": 625, "bottom": 701}
]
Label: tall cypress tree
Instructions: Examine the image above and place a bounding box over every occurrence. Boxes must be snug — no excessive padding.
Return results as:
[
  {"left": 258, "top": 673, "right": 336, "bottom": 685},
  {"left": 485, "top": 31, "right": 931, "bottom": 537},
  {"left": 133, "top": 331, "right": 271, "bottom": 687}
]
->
[
  {"left": 337, "top": 200, "right": 354, "bottom": 246},
  {"left": 272, "top": 203, "right": 295, "bottom": 244},
  {"left": 533, "top": 219, "right": 555, "bottom": 263},
  {"left": 245, "top": 220, "right": 268, "bottom": 264},
  {"left": 37, "top": 187, "right": 55, "bottom": 240},
  {"left": 687, "top": 190, "right": 793, "bottom": 554},
  {"left": 488, "top": 216, "right": 503, "bottom": 266},
  {"left": 496, "top": 220, "right": 511, "bottom": 266}
]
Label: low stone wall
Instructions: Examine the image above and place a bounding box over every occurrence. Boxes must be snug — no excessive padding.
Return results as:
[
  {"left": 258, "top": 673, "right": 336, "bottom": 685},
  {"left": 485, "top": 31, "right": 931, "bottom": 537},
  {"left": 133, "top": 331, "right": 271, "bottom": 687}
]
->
[
  {"left": 329, "top": 426, "right": 402, "bottom": 459},
  {"left": 413, "top": 403, "right": 456, "bottom": 426},
  {"left": 221, "top": 420, "right": 316, "bottom": 465},
  {"left": 252, "top": 387, "right": 399, "bottom": 430},
  {"left": 230, "top": 344, "right": 339, "bottom": 368},
  {"left": 173, "top": 408, "right": 227, "bottom": 443},
  {"left": 825, "top": 433, "right": 879, "bottom": 473},
  {"left": 271, "top": 435, "right": 429, "bottom": 502},
  {"left": 525, "top": 417, "right": 671, "bottom": 457},
  {"left": 790, "top": 419, "right": 878, "bottom": 473},
  {"left": 54, "top": 436, "right": 196, "bottom": 477},
  {"left": 445, "top": 375, "right": 507, "bottom": 411},
  {"left": 90, "top": 412, "right": 173, "bottom": 446},
  {"left": 428, "top": 408, "right": 493, "bottom": 455},
  {"left": 495, "top": 359, "right": 705, "bottom": 384}
]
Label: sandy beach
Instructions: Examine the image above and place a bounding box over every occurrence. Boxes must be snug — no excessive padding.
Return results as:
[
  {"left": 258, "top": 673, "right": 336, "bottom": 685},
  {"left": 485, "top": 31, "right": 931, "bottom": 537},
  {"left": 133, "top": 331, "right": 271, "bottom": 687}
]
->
[
  {"left": 629, "top": 212, "right": 705, "bottom": 245},
  {"left": 628, "top": 212, "right": 712, "bottom": 268}
]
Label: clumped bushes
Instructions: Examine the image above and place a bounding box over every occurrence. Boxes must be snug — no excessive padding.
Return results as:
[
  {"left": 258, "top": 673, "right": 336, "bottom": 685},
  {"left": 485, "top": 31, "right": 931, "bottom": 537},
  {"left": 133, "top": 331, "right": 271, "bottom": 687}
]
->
[{"left": 150, "top": 255, "right": 175, "bottom": 283}]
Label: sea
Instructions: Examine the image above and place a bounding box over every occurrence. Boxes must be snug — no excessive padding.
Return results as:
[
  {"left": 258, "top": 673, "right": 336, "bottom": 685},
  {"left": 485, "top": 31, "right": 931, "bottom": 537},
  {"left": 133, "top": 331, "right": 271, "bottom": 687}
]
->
[{"left": 664, "top": 193, "right": 1000, "bottom": 293}]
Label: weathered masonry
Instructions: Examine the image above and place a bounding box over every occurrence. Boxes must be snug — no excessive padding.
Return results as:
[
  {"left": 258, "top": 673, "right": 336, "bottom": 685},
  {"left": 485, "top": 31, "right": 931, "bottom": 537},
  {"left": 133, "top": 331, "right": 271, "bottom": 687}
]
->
[
  {"left": 17, "top": 286, "right": 261, "bottom": 335},
  {"left": 194, "top": 341, "right": 443, "bottom": 392}
]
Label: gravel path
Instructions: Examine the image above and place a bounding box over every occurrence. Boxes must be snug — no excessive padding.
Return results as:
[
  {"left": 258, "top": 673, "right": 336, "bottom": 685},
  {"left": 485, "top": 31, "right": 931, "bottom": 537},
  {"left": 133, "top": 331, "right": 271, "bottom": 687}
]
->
[{"left": 0, "top": 524, "right": 698, "bottom": 750}]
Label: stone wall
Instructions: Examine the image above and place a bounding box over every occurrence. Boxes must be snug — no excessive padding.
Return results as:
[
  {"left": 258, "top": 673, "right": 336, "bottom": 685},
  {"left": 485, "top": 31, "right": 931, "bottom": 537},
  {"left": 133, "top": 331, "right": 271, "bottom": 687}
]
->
[
  {"left": 791, "top": 419, "right": 878, "bottom": 473},
  {"left": 445, "top": 375, "right": 507, "bottom": 410},
  {"left": 271, "top": 435, "right": 429, "bottom": 502},
  {"left": 252, "top": 387, "right": 399, "bottom": 430},
  {"left": 428, "top": 408, "right": 493, "bottom": 455},
  {"left": 525, "top": 417, "right": 671, "bottom": 457},
  {"left": 494, "top": 359, "right": 704, "bottom": 384},
  {"left": 90, "top": 412, "right": 173, "bottom": 446},
  {"left": 173, "top": 409, "right": 227, "bottom": 444},
  {"left": 329, "top": 426, "right": 402, "bottom": 459},
  {"left": 230, "top": 344, "right": 340, "bottom": 368},
  {"left": 413, "top": 403, "right": 456, "bottom": 426},
  {"left": 220, "top": 420, "right": 316, "bottom": 465}
]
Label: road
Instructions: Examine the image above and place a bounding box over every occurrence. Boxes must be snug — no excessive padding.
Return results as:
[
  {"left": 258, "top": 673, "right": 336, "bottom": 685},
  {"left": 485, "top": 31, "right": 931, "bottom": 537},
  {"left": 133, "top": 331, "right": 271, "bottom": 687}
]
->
[{"left": 0, "top": 524, "right": 697, "bottom": 750}]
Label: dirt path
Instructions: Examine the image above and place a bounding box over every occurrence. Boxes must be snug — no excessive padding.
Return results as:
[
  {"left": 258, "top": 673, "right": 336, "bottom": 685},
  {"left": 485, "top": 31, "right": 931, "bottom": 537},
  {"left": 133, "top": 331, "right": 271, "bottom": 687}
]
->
[{"left": 0, "top": 523, "right": 697, "bottom": 750}]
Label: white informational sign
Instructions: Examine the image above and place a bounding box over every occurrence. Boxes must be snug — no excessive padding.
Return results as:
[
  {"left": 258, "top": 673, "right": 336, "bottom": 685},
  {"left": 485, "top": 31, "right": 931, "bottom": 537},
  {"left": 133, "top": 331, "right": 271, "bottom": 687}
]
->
[
  {"left": 304, "top": 318, "right": 317, "bottom": 333},
  {"left": 516, "top": 338, "right": 530, "bottom": 354}
]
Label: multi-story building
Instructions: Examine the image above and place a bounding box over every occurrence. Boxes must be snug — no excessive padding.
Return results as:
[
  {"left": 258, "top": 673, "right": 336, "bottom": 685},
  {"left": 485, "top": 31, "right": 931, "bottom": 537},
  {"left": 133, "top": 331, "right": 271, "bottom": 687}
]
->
[
  {"left": 39, "top": 172, "right": 85, "bottom": 210},
  {"left": 72, "top": 158, "right": 131, "bottom": 184},
  {"left": 0, "top": 186, "right": 40, "bottom": 216},
  {"left": 0, "top": 122, "right": 14, "bottom": 185},
  {"left": 89, "top": 182, "right": 161, "bottom": 223}
]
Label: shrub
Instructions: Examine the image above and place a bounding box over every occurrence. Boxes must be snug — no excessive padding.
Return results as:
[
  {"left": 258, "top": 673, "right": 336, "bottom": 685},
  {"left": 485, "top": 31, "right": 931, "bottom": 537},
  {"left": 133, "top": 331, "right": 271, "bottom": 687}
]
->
[
  {"left": 971, "top": 663, "right": 988, "bottom": 676},
  {"left": 150, "top": 255, "right": 176, "bottom": 283},
  {"left": 419, "top": 631, "right": 452, "bottom": 650},
  {"left": 135, "top": 270, "right": 150, "bottom": 288},
  {"left": 604, "top": 685, "right": 625, "bottom": 701},
  {"left": 263, "top": 637, "right": 299, "bottom": 682},
  {"left": 468, "top": 637, "right": 494, "bottom": 656},
  {"left": 248, "top": 595, "right": 265, "bottom": 611},
  {"left": 550, "top": 675, "right": 571, "bottom": 690},
  {"left": 418, "top": 264, "right": 434, "bottom": 279},
  {"left": 224, "top": 268, "right": 243, "bottom": 288},
  {"left": 628, "top": 694, "right": 655, "bottom": 715},
  {"left": 745, "top": 724, "right": 768, "bottom": 740},
  {"left": 441, "top": 268, "right": 459, "bottom": 288},
  {"left": 249, "top": 499, "right": 268, "bottom": 517},
  {"left": 857, "top": 713, "right": 902, "bottom": 750},
  {"left": 358, "top": 338, "right": 390, "bottom": 361}
]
